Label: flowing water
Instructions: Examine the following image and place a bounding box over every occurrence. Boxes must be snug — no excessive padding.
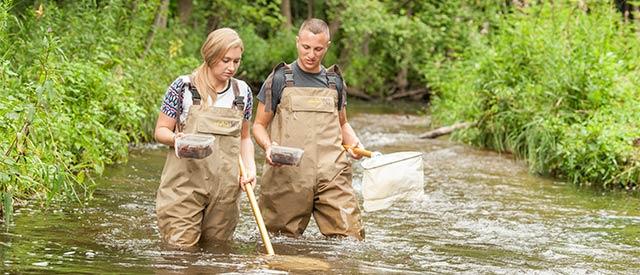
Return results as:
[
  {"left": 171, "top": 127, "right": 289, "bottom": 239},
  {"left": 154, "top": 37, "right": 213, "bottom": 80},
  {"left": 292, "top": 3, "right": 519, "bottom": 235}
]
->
[{"left": 2, "top": 102, "right": 640, "bottom": 274}]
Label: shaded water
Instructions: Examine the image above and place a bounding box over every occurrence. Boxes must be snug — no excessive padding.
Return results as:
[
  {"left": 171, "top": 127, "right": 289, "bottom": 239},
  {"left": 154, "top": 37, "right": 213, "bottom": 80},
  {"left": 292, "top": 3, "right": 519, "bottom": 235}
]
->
[{"left": 2, "top": 102, "right": 640, "bottom": 273}]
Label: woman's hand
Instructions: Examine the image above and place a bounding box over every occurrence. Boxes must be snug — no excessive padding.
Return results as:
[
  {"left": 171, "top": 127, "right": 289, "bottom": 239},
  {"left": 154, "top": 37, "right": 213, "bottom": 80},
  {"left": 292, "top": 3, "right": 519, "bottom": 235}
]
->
[
  {"left": 239, "top": 173, "right": 256, "bottom": 192},
  {"left": 172, "top": 132, "right": 186, "bottom": 158},
  {"left": 173, "top": 132, "right": 185, "bottom": 146}
]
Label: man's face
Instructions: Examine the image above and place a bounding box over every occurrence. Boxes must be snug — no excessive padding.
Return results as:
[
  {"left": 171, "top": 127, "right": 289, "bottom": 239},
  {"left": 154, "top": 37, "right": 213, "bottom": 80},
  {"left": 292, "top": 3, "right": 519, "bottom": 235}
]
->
[{"left": 296, "top": 30, "right": 330, "bottom": 73}]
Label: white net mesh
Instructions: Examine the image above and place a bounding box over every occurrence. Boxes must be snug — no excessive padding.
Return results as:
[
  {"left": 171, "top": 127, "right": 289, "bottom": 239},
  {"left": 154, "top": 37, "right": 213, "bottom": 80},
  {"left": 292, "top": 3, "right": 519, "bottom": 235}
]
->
[{"left": 359, "top": 151, "right": 424, "bottom": 212}]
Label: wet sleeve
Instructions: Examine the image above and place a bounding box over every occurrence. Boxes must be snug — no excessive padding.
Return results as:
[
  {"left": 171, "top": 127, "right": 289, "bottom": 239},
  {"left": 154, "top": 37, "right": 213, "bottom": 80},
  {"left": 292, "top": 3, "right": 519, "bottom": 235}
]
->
[
  {"left": 244, "top": 86, "right": 253, "bottom": 121},
  {"left": 160, "top": 77, "right": 185, "bottom": 119},
  {"left": 256, "top": 73, "right": 272, "bottom": 103}
]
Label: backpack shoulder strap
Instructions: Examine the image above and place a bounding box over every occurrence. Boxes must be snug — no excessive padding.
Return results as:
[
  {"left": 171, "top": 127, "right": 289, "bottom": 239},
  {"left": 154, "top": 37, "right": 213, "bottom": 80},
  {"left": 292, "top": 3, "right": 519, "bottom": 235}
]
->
[
  {"left": 326, "top": 65, "right": 346, "bottom": 110},
  {"left": 264, "top": 62, "right": 289, "bottom": 112},
  {"left": 283, "top": 63, "right": 294, "bottom": 88}
]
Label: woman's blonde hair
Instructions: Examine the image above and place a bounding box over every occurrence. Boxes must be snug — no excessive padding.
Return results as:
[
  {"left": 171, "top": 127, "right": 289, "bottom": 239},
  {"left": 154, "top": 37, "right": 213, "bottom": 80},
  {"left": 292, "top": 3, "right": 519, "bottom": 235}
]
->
[{"left": 191, "top": 28, "right": 244, "bottom": 105}]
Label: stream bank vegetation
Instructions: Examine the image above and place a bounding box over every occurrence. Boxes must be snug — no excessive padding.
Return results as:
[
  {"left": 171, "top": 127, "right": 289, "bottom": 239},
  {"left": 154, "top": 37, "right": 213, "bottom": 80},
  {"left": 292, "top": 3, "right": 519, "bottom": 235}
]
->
[{"left": 431, "top": 2, "right": 640, "bottom": 191}]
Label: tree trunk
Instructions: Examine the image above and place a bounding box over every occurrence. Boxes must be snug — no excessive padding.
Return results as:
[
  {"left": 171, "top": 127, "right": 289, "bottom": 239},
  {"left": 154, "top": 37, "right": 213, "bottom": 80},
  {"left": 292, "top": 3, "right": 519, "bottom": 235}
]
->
[
  {"left": 177, "top": 0, "right": 193, "bottom": 25},
  {"left": 329, "top": 17, "right": 340, "bottom": 37},
  {"left": 281, "top": 0, "right": 293, "bottom": 29},
  {"left": 143, "top": 0, "right": 169, "bottom": 57},
  {"left": 156, "top": 0, "right": 169, "bottom": 29},
  {"left": 206, "top": 1, "right": 220, "bottom": 33},
  {"left": 362, "top": 33, "right": 370, "bottom": 55},
  {"left": 327, "top": 0, "right": 342, "bottom": 37},
  {"left": 394, "top": 65, "right": 408, "bottom": 94},
  {"left": 307, "top": 0, "right": 314, "bottom": 19}
]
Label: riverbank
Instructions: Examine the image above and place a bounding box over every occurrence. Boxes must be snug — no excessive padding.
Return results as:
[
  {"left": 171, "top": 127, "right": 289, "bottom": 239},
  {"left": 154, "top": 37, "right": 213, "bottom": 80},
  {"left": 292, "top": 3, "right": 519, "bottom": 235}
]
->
[{"left": 430, "top": 3, "right": 640, "bottom": 190}]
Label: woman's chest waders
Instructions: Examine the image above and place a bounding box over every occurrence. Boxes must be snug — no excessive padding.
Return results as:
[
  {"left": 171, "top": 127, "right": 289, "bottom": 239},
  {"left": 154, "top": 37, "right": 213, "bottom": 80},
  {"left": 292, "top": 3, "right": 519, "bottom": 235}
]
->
[
  {"left": 156, "top": 79, "right": 244, "bottom": 247},
  {"left": 258, "top": 68, "right": 365, "bottom": 240}
]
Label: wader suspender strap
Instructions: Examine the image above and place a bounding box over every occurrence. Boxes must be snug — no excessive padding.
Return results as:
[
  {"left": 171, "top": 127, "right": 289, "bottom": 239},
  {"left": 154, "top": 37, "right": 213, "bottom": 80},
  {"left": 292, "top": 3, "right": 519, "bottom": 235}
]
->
[
  {"left": 284, "top": 64, "right": 294, "bottom": 88},
  {"left": 231, "top": 78, "right": 244, "bottom": 111},
  {"left": 326, "top": 65, "right": 345, "bottom": 110},
  {"left": 190, "top": 82, "right": 202, "bottom": 106},
  {"left": 326, "top": 72, "right": 337, "bottom": 90},
  {"left": 176, "top": 77, "right": 202, "bottom": 133},
  {"left": 264, "top": 62, "right": 288, "bottom": 112}
]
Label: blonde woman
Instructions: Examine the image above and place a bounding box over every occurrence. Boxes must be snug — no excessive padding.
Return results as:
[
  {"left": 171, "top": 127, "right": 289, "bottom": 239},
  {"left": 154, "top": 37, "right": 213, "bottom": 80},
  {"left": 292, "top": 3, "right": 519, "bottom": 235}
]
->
[{"left": 154, "top": 28, "right": 256, "bottom": 247}]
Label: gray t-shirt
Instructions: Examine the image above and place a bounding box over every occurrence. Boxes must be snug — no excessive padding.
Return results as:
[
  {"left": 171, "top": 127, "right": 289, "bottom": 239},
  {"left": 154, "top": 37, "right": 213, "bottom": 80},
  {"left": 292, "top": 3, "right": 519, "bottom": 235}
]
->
[{"left": 256, "top": 61, "right": 346, "bottom": 112}]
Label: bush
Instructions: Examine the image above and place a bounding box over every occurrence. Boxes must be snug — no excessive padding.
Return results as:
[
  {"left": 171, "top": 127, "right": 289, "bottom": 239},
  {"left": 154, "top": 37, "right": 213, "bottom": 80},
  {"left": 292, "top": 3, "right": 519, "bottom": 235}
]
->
[
  {"left": 0, "top": 1, "right": 195, "bottom": 205},
  {"left": 431, "top": 2, "right": 640, "bottom": 189}
]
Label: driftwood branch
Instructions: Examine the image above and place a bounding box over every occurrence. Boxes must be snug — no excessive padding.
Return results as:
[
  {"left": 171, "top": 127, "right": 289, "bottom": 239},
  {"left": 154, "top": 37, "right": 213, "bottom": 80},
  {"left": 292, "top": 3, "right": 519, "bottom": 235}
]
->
[
  {"left": 419, "top": 122, "right": 475, "bottom": 139},
  {"left": 385, "top": 88, "right": 428, "bottom": 101},
  {"left": 346, "top": 87, "right": 373, "bottom": 100}
]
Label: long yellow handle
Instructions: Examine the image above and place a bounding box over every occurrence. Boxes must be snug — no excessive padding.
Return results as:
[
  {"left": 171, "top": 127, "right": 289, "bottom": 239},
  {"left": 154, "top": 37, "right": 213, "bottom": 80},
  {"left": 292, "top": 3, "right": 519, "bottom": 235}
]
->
[
  {"left": 239, "top": 156, "right": 275, "bottom": 256},
  {"left": 342, "top": 145, "right": 373, "bottom": 158}
]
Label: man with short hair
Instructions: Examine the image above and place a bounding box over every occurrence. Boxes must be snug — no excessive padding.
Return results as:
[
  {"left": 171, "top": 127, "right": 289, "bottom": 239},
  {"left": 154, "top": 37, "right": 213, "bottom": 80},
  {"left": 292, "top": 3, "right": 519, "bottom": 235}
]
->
[{"left": 253, "top": 18, "right": 365, "bottom": 240}]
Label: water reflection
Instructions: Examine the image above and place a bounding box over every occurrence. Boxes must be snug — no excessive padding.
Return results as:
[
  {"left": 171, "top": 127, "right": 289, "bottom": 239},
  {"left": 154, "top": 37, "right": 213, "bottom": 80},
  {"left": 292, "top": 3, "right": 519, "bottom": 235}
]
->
[{"left": 2, "top": 102, "right": 640, "bottom": 273}]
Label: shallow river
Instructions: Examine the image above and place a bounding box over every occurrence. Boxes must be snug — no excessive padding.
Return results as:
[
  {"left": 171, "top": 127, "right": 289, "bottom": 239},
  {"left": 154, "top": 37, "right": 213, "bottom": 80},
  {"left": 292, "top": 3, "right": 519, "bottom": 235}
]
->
[{"left": 2, "top": 102, "right": 640, "bottom": 274}]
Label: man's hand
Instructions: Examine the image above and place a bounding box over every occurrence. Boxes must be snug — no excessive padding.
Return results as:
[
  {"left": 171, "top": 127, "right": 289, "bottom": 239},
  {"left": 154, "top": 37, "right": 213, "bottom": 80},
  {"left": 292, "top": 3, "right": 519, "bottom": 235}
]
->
[
  {"left": 346, "top": 141, "right": 365, "bottom": 160},
  {"left": 265, "top": 142, "right": 283, "bottom": 167}
]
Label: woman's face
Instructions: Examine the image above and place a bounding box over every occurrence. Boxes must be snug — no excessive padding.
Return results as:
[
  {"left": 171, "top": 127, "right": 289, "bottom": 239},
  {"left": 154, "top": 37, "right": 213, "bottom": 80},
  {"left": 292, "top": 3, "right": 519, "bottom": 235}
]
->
[{"left": 211, "top": 46, "right": 242, "bottom": 84}]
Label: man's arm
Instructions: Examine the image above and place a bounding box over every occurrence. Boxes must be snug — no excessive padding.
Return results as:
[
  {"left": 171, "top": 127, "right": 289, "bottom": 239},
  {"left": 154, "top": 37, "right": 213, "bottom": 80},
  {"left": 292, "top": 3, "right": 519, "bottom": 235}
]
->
[
  {"left": 252, "top": 102, "right": 280, "bottom": 165},
  {"left": 339, "top": 109, "right": 364, "bottom": 159}
]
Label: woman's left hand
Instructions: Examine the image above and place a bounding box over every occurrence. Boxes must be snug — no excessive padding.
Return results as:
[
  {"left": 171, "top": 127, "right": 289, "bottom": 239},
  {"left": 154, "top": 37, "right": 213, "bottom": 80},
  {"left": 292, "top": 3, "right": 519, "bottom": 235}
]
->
[{"left": 239, "top": 174, "right": 256, "bottom": 192}]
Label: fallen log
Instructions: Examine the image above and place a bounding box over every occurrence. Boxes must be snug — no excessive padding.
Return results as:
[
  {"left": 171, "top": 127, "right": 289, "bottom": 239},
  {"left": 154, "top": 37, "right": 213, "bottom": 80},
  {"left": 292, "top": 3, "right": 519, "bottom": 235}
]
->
[
  {"left": 419, "top": 122, "right": 475, "bottom": 139},
  {"left": 346, "top": 87, "right": 373, "bottom": 101},
  {"left": 385, "top": 88, "right": 428, "bottom": 101}
]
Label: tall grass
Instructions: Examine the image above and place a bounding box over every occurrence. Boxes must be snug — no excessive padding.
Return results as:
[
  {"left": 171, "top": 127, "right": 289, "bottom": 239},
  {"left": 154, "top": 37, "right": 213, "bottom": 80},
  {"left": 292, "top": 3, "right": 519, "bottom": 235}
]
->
[
  {"left": 432, "top": 2, "right": 640, "bottom": 189},
  {"left": 0, "top": 1, "right": 195, "bottom": 218}
]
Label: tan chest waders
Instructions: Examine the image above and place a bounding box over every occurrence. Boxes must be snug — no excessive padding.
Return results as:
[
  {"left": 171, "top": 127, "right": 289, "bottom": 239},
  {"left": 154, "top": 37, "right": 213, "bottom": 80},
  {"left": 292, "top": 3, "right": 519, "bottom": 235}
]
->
[
  {"left": 258, "top": 64, "right": 364, "bottom": 240},
  {"left": 156, "top": 78, "right": 244, "bottom": 247}
]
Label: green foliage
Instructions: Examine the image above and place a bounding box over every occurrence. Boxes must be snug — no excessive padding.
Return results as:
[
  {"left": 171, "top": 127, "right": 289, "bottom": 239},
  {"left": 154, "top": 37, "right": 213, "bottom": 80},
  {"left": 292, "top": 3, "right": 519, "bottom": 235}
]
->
[
  {"left": 432, "top": 2, "right": 640, "bottom": 190},
  {"left": 333, "top": 0, "right": 504, "bottom": 96},
  {"left": 237, "top": 26, "right": 297, "bottom": 87},
  {"left": 194, "top": 0, "right": 283, "bottom": 36},
  {"left": 0, "top": 1, "right": 196, "bottom": 207}
]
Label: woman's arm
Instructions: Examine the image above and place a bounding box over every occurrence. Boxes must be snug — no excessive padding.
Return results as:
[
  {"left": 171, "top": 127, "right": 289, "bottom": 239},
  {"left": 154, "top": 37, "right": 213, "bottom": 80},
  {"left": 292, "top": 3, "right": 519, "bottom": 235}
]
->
[
  {"left": 154, "top": 112, "right": 183, "bottom": 146},
  {"left": 240, "top": 119, "right": 256, "bottom": 190}
]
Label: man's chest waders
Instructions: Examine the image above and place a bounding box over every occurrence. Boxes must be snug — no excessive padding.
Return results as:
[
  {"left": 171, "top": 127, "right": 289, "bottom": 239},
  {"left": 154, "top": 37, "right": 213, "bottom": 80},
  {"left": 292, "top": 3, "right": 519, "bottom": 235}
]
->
[
  {"left": 258, "top": 65, "right": 365, "bottom": 240},
  {"left": 156, "top": 79, "right": 244, "bottom": 247}
]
